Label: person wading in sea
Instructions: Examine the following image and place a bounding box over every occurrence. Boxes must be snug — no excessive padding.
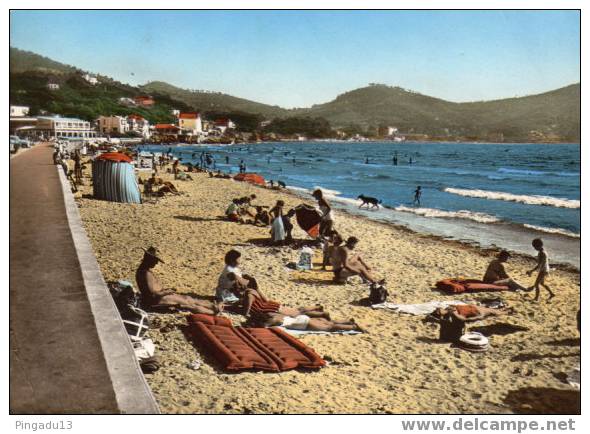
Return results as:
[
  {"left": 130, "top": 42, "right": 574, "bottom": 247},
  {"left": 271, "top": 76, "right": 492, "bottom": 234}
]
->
[{"left": 413, "top": 186, "right": 422, "bottom": 206}]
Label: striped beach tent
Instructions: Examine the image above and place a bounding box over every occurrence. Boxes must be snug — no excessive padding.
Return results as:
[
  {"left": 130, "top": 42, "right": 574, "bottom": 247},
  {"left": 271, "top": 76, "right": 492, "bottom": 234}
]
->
[{"left": 92, "top": 153, "right": 141, "bottom": 204}]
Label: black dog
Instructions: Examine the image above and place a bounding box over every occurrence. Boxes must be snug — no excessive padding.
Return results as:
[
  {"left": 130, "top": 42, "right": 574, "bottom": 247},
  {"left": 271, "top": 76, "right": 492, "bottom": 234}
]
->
[{"left": 357, "top": 194, "right": 382, "bottom": 209}]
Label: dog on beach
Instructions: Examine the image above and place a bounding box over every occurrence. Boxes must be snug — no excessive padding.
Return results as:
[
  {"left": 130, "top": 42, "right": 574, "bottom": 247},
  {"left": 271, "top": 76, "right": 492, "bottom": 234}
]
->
[{"left": 357, "top": 194, "right": 382, "bottom": 209}]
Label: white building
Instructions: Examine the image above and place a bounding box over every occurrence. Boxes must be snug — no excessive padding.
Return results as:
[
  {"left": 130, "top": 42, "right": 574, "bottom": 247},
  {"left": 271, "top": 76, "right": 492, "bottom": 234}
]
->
[
  {"left": 36, "top": 116, "right": 97, "bottom": 138},
  {"left": 213, "top": 118, "right": 236, "bottom": 134},
  {"left": 10, "top": 105, "right": 30, "bottom": 117},
  {"left": 83, "top": 73, "right": 99, "bottom": 85},
  {"left": 47, "top": 82, "right": 60, "bottom": 90},
  {"left": 171, "top": 109, "right": 180, "bottom": 117},
  {"left": 96, "top": 115, "right": 128, "bottom": 135},
  {"left": 126, "top": 114, "right": 151, "bottom": 139},
  {"left": 386, "top": 126, "right": 398, "bottom": 136},
  {"left": 119, "top": 97, "right": 137, "bottom": 107},
  {"left": 178, "top": 112, "right": 203, "bottom": 135}
]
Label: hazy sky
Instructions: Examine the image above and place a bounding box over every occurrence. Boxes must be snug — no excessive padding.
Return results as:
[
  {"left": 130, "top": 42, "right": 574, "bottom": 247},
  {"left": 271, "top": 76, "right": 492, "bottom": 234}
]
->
[{"left": 10, "top": 10, "right": 580, "bottom": 108}]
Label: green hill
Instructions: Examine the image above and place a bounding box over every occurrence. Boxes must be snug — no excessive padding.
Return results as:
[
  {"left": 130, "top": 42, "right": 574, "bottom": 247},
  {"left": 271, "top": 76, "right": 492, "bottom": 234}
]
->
[
  {"left": 10, "top": 47, "right": 580, "bottom": 142},
  {"left": 140, "top": 81, "right": 288, "bottom": 118},
  {"left": 295, "top": 83, "right": 580, "bottom": 142}
]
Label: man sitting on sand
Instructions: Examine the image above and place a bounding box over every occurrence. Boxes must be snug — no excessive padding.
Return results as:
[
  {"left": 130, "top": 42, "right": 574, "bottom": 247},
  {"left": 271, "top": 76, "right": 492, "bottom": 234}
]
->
[
  {"left": 258, "top": 312, "right": 365, "bottom": 333},
  {"left": 332, "top": 236, "right": 381, "bottom": 284},
  {"left": 136, "top": 246, "right": 221, "bottom": 314},
  {"left": 483, "top": 250, "right": 528, "bottom": 291}
]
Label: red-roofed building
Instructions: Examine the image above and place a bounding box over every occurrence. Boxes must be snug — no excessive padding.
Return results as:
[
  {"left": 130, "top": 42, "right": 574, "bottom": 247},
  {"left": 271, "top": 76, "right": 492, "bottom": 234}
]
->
[
  {"left": 178, "top": 112, "right": 202, "bottom": 134},
  {"left": 214, "top": 118, "right": 236, "bottom": 134},
  {"left": 134, "top": 96, "right": 155, "bottom": 107},
  {"left": 126, "top": 114, "right": 151, "bottom": 139},
  {"left": 154, "top": 123, "right": 180, "bottom": 136}
]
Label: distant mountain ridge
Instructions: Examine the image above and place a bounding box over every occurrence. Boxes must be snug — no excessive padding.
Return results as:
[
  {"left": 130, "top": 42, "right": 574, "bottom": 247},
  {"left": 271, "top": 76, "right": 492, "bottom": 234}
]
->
[{"left": 10, "top": 47, "right": 580, "bottom": 142}]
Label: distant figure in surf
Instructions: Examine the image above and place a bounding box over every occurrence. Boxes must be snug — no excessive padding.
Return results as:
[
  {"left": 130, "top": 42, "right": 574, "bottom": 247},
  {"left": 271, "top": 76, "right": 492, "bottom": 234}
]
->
[
  {"left": 413, "top": 186, "right": 422, "bottom": 206},
  {"left": 393, "top": 155, "right": 398, "bottom": 166},
  {"left": 268, "top": 157, "right": 271, "bottom": 164},
  {"left": 409, "top": 157, "right": 413, "bottom": 164},
  {"left": 365, "top": 157, "right": 370, "bottom": 164},
  {"left": 225, "top": 156, "right": 229, "bottom": 164},
  {"left": 239, "top": 160, "right": 246, "bottom": 174}
]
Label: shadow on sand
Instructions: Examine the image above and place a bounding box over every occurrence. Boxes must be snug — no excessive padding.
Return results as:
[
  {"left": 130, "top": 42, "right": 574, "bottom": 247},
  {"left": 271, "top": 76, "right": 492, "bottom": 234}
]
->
[
  {"left": 510, "top": 352, "right": 579, "bottom": 362},
  {"left": 470, "top": 322, "right": 529, "bottom": 336},
  {"left": 544, "top": 337, "right": 580, "bottom": 347},
  {"left": 173, "top": 215, "right": 224, "bottom": 222},
  {"left": 503, "top": 387, "right": 580, "bottom": 414}
]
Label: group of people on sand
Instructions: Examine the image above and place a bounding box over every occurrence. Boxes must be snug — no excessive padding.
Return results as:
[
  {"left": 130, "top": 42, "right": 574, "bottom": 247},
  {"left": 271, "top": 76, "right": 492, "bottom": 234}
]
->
[
  {"left": 482, "top": 239, "right": 554, "bottom": 301},
  {"left": 136, "top": 246, "right": 364, "bottom": 332}
]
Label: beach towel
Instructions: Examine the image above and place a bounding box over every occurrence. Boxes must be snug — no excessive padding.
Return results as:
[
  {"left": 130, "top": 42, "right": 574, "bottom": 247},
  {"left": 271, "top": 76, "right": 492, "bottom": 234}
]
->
[
  {"left": 271, "top": 216, "right": 285, "bottom": 242},
  {"left": 436, "top": 279, "right": 511, "bottom": 294},
  {"left": 278, "top": 327, "right": 362, "bottom": 336},
  {"left": 372, "top": 300, "right": 466, "bottom": 315},
  {"left": 233, "top": 173, "right": 266, "bottom": 186},
  {"left": 294, "top": 205, "right": 321, "bottom": 238},
  {"left": 187, "top": 314, "right": 325, "bottom": 372}
]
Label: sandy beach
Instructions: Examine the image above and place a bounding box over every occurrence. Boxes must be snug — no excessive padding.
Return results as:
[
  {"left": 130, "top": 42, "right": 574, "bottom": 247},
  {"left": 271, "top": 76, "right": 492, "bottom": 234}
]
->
[{"left": 73, "top": 161, "right": 580, "bottom": 414}]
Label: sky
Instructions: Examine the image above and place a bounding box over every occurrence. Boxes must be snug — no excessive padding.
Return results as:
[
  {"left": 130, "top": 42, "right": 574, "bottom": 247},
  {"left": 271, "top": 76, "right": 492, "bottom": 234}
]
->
[{"left": 10, "top": 10, "right": 580, "bottom": 108}]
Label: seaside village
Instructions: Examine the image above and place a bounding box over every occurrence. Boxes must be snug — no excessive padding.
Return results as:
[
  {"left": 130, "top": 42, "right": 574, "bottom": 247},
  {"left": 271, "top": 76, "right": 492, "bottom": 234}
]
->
[{"left": 10, "top": 77, "right": 580, "bottom": 415}]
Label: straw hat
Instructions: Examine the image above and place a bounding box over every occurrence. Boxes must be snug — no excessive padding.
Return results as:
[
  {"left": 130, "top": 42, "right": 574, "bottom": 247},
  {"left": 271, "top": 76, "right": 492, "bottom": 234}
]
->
[{"left": 141, "top": 246, "right": 165, "bottom": 263}]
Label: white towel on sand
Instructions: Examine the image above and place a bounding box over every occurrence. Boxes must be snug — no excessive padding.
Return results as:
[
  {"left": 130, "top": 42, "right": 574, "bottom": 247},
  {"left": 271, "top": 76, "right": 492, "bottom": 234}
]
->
[
  {"left": 278, "top": 327, "right": 362, "bottom": 336},
  {"left": 371, "top": 300, "right": 466, "bottom": 315}
]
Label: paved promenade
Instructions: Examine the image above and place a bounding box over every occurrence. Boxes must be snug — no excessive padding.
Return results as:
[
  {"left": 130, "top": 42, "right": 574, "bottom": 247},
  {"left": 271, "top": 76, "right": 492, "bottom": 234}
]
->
[{"left": 10, "top": 144, "right": 157, "bottom": 414}]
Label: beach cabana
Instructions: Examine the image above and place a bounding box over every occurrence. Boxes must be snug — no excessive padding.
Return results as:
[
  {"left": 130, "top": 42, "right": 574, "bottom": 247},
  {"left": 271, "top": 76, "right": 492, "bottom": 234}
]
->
[
  {"left": 92, "top": 152, "right": 141, "bottom": 204},
  {"left": 234, "top": 173, "right": 266, "bottom": 186}
]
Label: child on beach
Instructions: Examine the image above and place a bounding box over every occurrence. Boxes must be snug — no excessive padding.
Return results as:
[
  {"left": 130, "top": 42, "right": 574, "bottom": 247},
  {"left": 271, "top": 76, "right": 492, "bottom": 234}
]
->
[{"left": 526, "top": 238, "right": 555, "bottom": 301}]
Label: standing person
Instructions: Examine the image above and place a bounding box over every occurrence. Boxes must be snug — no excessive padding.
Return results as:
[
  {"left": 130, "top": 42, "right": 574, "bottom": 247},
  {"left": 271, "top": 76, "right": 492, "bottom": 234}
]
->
[
  {"left": 269, "top": 200, "right": 286, "bottom": 244},
  {"left": 312, "top": 189, "right": 334, "bottom": 237},
  {"left": 526, "top": 238, "right": 555, "bottom": 301},
  {"left": 413, "top": 186, "right": 422, "bottom": 206},
  {"left": 225, "top": 155, "right": 229, "bottom": 164},
  {"left": 267, "top": 156, "right": 271, "bottom": 164},
  {"left": 73, "top": 150, "right": 82, "bottom": 185},
  {"left": 392, "top": 155, "right": 398, "bottom": 166},
  {"left": 409, "top": 156, "right": 413, "bottom": 164},
  {"left": 239, "top": 160, "right": 246, "bottom": 174}
]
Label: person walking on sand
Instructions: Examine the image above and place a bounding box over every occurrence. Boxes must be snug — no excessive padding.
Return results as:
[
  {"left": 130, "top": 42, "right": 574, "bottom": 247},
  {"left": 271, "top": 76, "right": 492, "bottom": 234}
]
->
[
  {"left": 136, "top": 247, "right": 222, "bottom": 314},
  {"left": 483, "top": 250, "right": 528, "bottom": 291},
  {"left": 526, "top": 238, "right": 555, "bottom": 301},
  {"left": 413, "top": 186, "right": 422, "bottom": 206}
]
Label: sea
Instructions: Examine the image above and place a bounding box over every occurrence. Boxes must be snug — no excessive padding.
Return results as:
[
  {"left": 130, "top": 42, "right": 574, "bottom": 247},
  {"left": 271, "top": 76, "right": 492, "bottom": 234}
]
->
[{"left": 140, "top": 141, "right": 580, "bottom": 268}]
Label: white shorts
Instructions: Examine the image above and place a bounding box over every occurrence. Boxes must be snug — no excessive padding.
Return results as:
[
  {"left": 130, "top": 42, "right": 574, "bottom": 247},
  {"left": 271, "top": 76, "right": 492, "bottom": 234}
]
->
[{"left": 281, "top": 315, "right": 311, "bottom": 330}]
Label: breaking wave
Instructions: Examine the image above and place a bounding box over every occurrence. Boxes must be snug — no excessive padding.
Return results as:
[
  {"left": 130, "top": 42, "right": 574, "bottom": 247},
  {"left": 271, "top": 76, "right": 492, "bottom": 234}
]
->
[
  {"left": 523, "top": 224, "right": 580, "bottom": 239},
  {"left": 394, "top": 205, "right": 500, "bottom": 224},
  {"left": 444, "top": 187, "right": 580, "bottom": 209}
]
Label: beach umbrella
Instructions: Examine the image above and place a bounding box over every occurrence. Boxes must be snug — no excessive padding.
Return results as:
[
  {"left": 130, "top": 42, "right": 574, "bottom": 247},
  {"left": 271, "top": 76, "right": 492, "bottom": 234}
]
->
[{"left": 294, "top": 204, "right": 321, "bottom": 238}]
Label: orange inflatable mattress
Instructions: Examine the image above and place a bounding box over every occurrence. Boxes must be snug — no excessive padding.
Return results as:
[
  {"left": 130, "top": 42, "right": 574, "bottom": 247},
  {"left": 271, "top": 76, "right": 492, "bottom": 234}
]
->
[
  {"left": 187, "top": 314, "right": 326, "bottom": 372},
  {"left": 436, "top": 279, "right": 511, "bottom": 294}
]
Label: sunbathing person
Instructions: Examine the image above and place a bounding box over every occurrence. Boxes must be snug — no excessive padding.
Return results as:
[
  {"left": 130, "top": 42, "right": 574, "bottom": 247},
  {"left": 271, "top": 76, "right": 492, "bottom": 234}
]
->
[
  {"left": 433, "top": 304, "right": 512, "bottom": 322},
  {"left": 258, "top": 312, "right": 365, "bottom": 333},
  {"left": 332, "top": 236, "right": 381, "bottom": 284},
  {"left": 136, "top": 246, "right": 221, "bottom": 314},
  {"left": 240, "top": 286, "right": 329, "bottom": 320},
  {"left": 483, "top": 250, "right": 528, "bottom": 291},
  {"left": 253, "top": 206, "right": 271, "bottom": 226},
  {"left": 157, "top": 182, "right": 180, "bottom": 196}
]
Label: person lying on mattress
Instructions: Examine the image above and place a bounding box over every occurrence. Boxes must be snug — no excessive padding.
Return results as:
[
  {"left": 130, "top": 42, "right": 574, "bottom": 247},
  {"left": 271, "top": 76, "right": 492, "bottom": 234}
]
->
[
  {"left": 257, "top": 312, "right": 366, "bottom": 333},
  {"left": 433, "top": 304, "right": 512, "bottom": 322},
  {"left": 332, "top": 236, "right": 383, "bottom": 285},
  {"left": 483, "top": 250, "right": 528, "bottom": 291},
  {"left": 136, "top": 246, "right": 222, "bottom": 314}
]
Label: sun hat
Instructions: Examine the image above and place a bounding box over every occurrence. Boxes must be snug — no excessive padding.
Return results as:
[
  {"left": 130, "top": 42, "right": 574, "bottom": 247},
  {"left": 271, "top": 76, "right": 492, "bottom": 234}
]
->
[{"left": 141, "top": 246, "right": 165, "bottom": 263}]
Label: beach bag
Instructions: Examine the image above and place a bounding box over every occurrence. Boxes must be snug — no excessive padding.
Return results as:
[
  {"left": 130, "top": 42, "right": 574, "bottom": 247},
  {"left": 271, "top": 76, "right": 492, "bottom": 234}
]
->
[
  {"left": 439, "top": 316, "right": 465, "bottom": 342},
  {"left": 271, "top": 216, "right": 285, "bottom": 242},
  {"left": 108, "top": 280, "right": 140, "bottom": 310},
  {"left": 296, "top": 247, "right": 314, "bottom": 270},
  {"left": 369, "top": 283, "right": 389, "bottom": 305}
]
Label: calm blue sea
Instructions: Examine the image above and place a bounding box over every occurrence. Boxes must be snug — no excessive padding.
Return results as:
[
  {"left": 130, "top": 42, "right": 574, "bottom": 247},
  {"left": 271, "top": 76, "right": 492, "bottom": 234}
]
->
[{"left": 141, "top": 142, "right": 580, "bottom": 267}]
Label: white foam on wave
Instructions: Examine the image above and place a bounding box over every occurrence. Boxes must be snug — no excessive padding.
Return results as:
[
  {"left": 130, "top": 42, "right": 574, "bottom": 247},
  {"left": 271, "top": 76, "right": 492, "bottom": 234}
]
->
[
  {"left": 523, "top": 224, "right": 580, "bottom": 239},
  {"left": 444, "top": 187, "right": 580, "bottom": 209},
  {"left": 395, "top": 205, "right": 500, "bottom": 224}
]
